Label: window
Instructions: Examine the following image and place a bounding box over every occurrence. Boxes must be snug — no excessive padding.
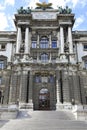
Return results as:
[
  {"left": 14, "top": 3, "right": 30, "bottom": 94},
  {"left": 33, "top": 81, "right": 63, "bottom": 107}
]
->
[
  {"left": 0, "top": 44, "right": 6, "bottom": 51},
  {"left": 83, "top": 44, "right": 87, "bottom": 51},
  {"left": 35, "top": 75, "right": 41, "bottom": 83},
  {"left": 32, "top": 41, "right": 37, "bottom": 48},
  {"left": 52, "top": 40, "right": 57, "bottom": 48},
  {"left": 0, "top": 56, "right": 7, "bottom": 69},
  {"left": 49, "top": 75, "right": 54, "bottom": 83},
  {"left": 40, "top": 53, "right": 48, "bottom": 62},
  {"left": 40, "top": 37, "right": 49, "bottom": 48},
  {"left": 41, "top": 76, "right": 48, "bottom": 83},
  {"left": 85, "top": 61, "right": 87, "bottom": 69},
  {"left": 0, "top": 61, "right": 4, "bottom": 69}
]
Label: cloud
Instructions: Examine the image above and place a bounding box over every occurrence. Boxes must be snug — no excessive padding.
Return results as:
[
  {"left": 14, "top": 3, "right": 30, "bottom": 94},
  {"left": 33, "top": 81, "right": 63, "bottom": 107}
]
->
[
  {"left": 5, "top": 0, "right": 15, "bottom": 6},
  {"left": 0, "top": 4, "right": 5, "bottom": 11},
  {"left": 23, "top": 0, "right": 40, "bottom": 9},
  {"left": 73, "top": 15, "right": 85, "bottom": 29},
  {"left": 0, "top": 13, "right": 9, "bottom": 30},
  {"left": 48, "top": 0, "right": 86, "bottom": 9},
  {"left": 48, "top": 0, "right": 66, "bottom": 8},
  {"left": 7, "top": 14, "right": 16, "bottom": 31},
  {"left": 80, "top": 0, "right": 87, "bottom": 7}
]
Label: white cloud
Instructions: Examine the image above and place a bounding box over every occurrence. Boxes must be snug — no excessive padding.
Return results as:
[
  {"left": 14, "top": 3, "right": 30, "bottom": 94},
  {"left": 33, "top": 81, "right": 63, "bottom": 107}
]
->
[
  {"left": 73, "top": 15, "right": 85, "bottom": 29},
  {"left": 7, "top": 15, "right": 16, "bottom": 31},
  {"left": 0, "top": 13, "right": 9, "bottom": 30},
  {"left": 24, "top": 0, "right": 40, "bottom": 9},
  {"left": 5, "top": 0, "right": 15, "bottom": 6},
  {"left": 0, "top": 4, "right": 5, "bottom": 11},
  {"left": 80, "top": 0, "right": 87, "bottom": 7},
  {"left": 48, "top": 0, "right": 66, "bottom": 8},
  {"left": 48, "top": 0, "right": 86, "bottom": 9}
]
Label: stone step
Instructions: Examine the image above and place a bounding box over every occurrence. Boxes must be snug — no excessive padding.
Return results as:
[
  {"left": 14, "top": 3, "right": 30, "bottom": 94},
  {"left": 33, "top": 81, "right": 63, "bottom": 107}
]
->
[{"left": 1, "top": 110, "right": 87, "bottom": 130}]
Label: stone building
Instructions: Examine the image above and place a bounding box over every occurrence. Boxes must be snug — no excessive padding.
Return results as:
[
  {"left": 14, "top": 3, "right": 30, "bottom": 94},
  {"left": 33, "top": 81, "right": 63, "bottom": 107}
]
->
[{"left": 0, "top": 3, "right": 87, "bottom": 110}]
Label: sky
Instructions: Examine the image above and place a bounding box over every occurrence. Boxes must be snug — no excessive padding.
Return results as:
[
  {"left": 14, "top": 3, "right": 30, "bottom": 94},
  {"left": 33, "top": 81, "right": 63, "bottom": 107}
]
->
[{"left": 0, "top": 0, "right": 87, "bottom": 31}]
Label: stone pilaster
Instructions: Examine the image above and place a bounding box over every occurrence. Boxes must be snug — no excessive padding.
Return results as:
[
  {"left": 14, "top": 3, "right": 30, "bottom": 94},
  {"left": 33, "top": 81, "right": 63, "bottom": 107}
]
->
[
  {"left": 9, "top": 72, "right": 18, "bottom": 103},
  {"left": 49, "top": 34, "right": 51, "bottom": 48},
  {"left": 62, "top": 70, "right": 71, "bottom": 103},
  {"left": 28, "top": 71, "right": 33, "bottom": 109},
  {"left": 37, "top": 34, "right": 39, "bottom": 48},
  {"left": 19, "top": 70, "right": 28, "bottom": 103},
  {"left": 16, "top": 26, "right": 22, "bottom": 53}
]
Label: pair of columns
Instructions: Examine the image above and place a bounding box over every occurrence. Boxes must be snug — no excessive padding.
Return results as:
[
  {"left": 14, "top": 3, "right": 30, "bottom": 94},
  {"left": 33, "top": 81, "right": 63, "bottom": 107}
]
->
[
  {"left": 60, "top": 26, "right": 73, "bottom": 54},
  {"left": 16, "top": 26, "right": 31, "bottom": 54}
]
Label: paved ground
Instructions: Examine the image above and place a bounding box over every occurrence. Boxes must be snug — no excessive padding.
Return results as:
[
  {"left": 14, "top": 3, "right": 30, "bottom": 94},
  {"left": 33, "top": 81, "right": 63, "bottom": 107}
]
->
[{"left": 0, "top": 110, "right": 87, "bottom": 130}]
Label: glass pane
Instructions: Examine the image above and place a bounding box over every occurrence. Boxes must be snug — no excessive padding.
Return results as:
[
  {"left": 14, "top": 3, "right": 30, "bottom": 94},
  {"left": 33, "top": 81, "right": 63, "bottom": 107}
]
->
[
  {"left": 35, "top": 76, "right": 41, "bottom": 83},
  {"left": 52, "top": 40, "right": 57, "bottom": 48},
  {"left": 0, "top": 61, "right": 4, "bottom": 69},
  {"left": 40, "top": 37, "right": 49, "bottom": 48},
  {"left": 32, "top": 41, "right": 37, "bottom": 48},
  {"left": 41, "top": 53, "right": 48, "bottom": 62},
  {"left": 49, "top": 75, "right": 54, "bottom": 83}
]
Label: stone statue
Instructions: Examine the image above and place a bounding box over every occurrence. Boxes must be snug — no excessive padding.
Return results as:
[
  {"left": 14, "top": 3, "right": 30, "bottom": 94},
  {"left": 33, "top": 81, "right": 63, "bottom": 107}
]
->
[
  {"left": 64, "top": 42, "right": 69, "bottom": 52},
  {"left": 17, "top": 6, "right": 31, "bottom": 14},
  {"left": 58, "top": 6, "right": 72, "bottom": 14}
]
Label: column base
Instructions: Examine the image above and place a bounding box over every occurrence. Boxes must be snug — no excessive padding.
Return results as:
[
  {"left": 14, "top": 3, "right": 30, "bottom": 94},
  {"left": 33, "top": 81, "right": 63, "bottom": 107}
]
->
[
  {"left": 19, "top": 102, "right": 33, "bottom": 110},
  {"left": 56, "top": 102, "right": 73, "bottom": 110}
]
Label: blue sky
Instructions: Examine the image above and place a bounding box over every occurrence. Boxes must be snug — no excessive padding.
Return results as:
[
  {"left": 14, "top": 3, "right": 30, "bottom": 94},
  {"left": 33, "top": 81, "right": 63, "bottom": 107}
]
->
[{"left": 0, "top": 0, "right": 87, "bottom": 31}]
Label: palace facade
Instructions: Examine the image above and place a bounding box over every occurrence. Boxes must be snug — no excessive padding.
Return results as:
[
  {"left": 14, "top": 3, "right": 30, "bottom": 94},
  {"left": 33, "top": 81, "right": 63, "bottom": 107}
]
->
[{"left": 0, "top": 4, "right": 87, "bottom": 110}]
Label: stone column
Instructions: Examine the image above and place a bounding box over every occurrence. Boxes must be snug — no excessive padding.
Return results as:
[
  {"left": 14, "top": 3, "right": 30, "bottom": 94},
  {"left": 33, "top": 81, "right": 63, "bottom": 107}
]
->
[
  {"left": 56, "top": 70, "right": 61, "bottom": 109},
  {"left": 60, "top": 26, "right": 64, "bottom": 53},
  {"left": 49, "top": 34, "right": 51, "bottom": 48},
  {"left": 37, "top": 34, "right": 39, "bottom": 48},
  {"left": 16, "top": 26, "right": 22, "bottom": 53},
  {"left": 68, "top": 26, "right": 73, "bottom": 53},
  {"left": 25, "top": 27, "right": 29, "bottom": 54}
]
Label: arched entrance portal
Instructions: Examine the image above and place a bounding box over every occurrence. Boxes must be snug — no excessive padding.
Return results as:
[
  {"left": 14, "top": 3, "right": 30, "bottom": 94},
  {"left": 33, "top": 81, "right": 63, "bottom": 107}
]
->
[{"left": 39, "top": 88, "right": 50, "bottom": 110}]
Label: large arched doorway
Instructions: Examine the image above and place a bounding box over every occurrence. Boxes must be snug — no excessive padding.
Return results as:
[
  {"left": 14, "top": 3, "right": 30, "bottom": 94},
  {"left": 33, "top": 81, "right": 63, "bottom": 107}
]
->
[{"left": 39, "top": 88, "right": 50, "bottom": 110}]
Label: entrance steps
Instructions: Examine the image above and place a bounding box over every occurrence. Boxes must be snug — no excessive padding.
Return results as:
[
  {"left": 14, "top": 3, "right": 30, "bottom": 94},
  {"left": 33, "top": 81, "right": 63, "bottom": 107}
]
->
[{"left": 1, "top": 110, "right": 87, "bottom": 130}]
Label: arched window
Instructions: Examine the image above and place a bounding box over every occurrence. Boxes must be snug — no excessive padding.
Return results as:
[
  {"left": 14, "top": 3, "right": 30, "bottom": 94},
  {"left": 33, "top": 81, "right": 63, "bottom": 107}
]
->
[
  {"left": 40, "top": 53, "right": 48, "bottom": 62},
  {"left": 40, "top": 37, "right": 49, "bottom": 48}
]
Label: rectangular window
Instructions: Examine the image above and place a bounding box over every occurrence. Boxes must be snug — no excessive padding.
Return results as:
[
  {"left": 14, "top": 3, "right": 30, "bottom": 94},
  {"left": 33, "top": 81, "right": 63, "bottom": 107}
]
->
[
  {"left": 32, "top": 41, "right": 37, "bottom": 48},
  {"left": 85, "top": 61, "right": 87, "bottom": 69},
  {"left": 0, "top": 61, "right": 4, "bottom": 69},
  {"left": 83, "top": 44, "right": 87, "bottom": 51},
  {"left": 52, "top": 40, "right": 57, "bottom": 48},
  {"left": 41, "top": 76, "right": 48, "bottom": 83},
  {"left": 0, "top": 44, "right": 6, "bottom": 51}
]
